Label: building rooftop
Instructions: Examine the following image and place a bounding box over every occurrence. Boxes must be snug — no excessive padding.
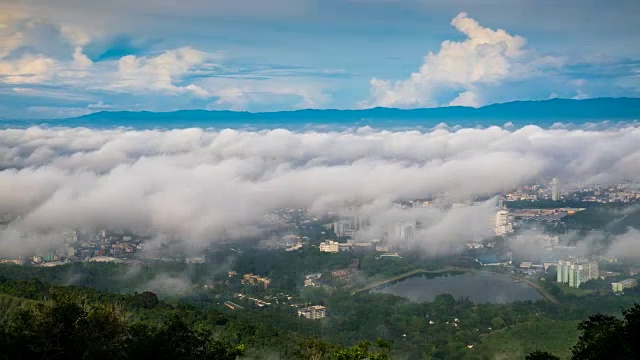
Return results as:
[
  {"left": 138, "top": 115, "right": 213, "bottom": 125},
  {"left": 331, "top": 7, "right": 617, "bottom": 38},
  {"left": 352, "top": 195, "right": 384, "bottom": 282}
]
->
[{"left": 614, "top": 279, "right": 637, "bottom": 286}]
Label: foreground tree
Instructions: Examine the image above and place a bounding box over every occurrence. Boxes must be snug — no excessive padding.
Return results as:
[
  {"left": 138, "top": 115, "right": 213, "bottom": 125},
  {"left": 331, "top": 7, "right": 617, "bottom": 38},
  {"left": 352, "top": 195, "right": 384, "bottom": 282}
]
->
[
  {"left": 1, "top": 290, "right": 129, "bottom": 359},
  {"left": 297, "top": 338, "right": 391, "bottom": 360},
  {"left": 527, "top": 304, "right": 640, "bottom": 360},
  {"left": 526, "top": 350, "right": 561, "bottom": 360},
  {"left": 0, "top": 290, "right": 244, "bottom": 360},
  {"left": 570, "top": 304, "right": 640, "bottom": 360}
]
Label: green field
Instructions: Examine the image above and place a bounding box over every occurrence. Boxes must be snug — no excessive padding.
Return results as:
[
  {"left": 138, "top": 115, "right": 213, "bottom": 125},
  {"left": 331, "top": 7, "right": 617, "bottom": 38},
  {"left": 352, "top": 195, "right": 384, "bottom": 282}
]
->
[
  {"left": 477, "top": 319, "right": 580, "bottom": 359},
  {"left": 555, "top": 285, "right": 596, "bottom": 297}
]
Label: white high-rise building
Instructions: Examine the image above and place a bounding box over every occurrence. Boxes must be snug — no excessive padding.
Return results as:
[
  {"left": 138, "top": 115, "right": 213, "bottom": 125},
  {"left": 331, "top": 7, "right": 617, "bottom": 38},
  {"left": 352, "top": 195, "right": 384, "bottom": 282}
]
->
[
  {"left": 551, "top": 178, "right": 560, "bottom": 201},
  {"left": 389, "top": 221, "right": 416, "bottom": 243},
  {"left": 557, "top": 259, "right": 599, "bottom": 288},
  {"left": 495, "top": 210, "right": 513, "bottom": 236},
  {"left": 331, "top": 215, "right": 369, "bottom": 238}
]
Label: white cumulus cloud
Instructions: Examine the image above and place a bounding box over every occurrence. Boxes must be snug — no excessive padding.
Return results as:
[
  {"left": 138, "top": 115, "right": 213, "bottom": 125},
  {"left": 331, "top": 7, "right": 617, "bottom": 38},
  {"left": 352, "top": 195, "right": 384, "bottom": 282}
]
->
[
  {"left": 0, "top": 54, "right": 58, "bottom": 84},
  {"left": 0, "top": 9, "right": 330, "bottom": 112},
  {"left": 363, "top": 12, "right": 563, "bottom": 109},
  {"left": 112, "top": 47, "right": 214, "bottom": 97}
]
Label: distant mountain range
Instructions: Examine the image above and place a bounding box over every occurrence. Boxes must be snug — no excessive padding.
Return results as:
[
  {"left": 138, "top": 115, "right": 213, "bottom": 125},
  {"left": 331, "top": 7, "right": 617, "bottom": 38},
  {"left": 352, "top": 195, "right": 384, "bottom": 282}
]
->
[{"left": 4, "top": 98, "right": 640, "bottom": 129}]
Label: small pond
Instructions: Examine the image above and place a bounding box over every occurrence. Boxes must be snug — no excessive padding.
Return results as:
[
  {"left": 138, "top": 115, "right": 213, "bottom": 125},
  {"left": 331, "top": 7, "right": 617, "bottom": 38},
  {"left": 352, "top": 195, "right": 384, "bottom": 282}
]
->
[{"left": 374, "top": 271, "right": 542, "bottom": 304}]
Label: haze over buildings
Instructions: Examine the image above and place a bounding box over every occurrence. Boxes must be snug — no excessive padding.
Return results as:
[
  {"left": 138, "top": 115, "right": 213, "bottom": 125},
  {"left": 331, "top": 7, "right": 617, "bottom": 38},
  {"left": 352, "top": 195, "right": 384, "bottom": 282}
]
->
[
  {"left": 2, "top": 124, "right": 640, "bottom": 257},
  {"left": 2, "top": 1, "right": 640, "bottom": 261}
]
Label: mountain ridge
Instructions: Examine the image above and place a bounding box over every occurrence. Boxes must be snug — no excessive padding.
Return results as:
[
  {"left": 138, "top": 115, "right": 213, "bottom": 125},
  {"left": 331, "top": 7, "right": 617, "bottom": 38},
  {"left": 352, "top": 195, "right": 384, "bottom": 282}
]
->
[
  {"left": 2, "top": 97, "right": 640, "bottom": 129},
  {"left": 76, "top": 97, "right": 640, "bottom": 119}
]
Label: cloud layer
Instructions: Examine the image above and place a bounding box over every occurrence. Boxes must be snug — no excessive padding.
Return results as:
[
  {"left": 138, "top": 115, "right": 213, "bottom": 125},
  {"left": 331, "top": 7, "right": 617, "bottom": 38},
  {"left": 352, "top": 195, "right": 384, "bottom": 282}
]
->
[{"left": 3, "top": 124, "right": 640, "bottom": 256}]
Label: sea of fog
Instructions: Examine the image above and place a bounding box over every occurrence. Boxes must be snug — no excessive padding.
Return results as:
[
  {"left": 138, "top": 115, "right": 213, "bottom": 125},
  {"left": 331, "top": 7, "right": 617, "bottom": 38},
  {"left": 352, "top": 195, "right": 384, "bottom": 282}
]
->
[{"left": 2, "top": 118, "right": 640, "bottom": 258}]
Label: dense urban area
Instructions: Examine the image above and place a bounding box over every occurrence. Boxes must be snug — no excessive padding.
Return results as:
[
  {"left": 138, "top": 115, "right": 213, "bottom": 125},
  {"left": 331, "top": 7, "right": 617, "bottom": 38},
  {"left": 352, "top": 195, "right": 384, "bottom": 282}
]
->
[{"left": 2, "top": 178, "right": 640, "bottom": 359}]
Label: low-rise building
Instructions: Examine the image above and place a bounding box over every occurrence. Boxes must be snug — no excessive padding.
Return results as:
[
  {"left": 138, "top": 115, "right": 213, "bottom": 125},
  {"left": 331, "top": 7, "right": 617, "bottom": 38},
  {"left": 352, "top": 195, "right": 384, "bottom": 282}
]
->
[
  {"left": 0, "top": 258, "right": 25, "bottom": 265},
  {"left": 298, "top": 305, "right": 326, "bottom": 320},
  {"left": 87, "top": 256, "right": 123, "bottom": 263},
  {"left": 242, "top": 274, "right": 271, "bottom": 289},
  {"left": 331, "top": 268, "right": 355, "bottom": 279},
  {"left": 378, "top": 253, "right": 401, "bottom": 258},
  {"left": 475, "top": 254, "right": 512, "bottom": 267},
  {"left": 319, "top": 240, "right": 340, "bottom": 253},
  {"left": 596, "top": 256, "right": 618, "bottom": 263},
  {"left": 599, "top": 271, "right": 621, "bottom": 280},
  {"left": 285, "top": 242, "right": 303, "bottom": 251},
  {"left": 185, "top": 256, "right": 205, "bottom": 264},
  {"left": 39, "top": 261, "right": 66, "bottom": 267},
  {"left": 520, "top": 262, "right": 533, "bottom": 269},
  {"left": 612, "top": 278, "right": 637, "bottom": 293},
  {"left": 354, "top": 241, "right": 372, "bottom": 248},
  {"left": 338, "top": 244, "right": 351, "bottom": 252},
  {"left": 304, "top": 273, "right": 322, "bottom": 287},
  {"left": 375, "top": 245, "right": 390, "bottom": 252}
]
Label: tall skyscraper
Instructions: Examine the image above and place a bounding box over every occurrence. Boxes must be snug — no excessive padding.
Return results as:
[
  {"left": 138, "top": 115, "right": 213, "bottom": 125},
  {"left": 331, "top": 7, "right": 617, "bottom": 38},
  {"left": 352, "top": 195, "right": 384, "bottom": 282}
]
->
[{"left": 551, "top": 177, "right": 560, "bottom": 201}]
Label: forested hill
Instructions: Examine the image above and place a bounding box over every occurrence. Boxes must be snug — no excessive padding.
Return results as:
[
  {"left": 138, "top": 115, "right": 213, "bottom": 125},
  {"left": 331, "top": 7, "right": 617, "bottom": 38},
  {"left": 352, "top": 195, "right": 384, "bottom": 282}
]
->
[
  {"left": 3, "top": 98, "right": 640, "bottom": 129},
  {"left": 0, "top": 276, "right": 390, "bottom": 359},
  {"left": 1, "top": 275, "right": 640, "bottom": 359}
]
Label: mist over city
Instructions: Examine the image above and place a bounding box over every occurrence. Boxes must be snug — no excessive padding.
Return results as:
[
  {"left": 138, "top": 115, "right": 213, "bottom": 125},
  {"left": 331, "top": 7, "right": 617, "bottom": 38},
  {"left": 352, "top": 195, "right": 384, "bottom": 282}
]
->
[
  {"left": 2, "top": 1, "right": 640, "bottom": 359},
  {"left": 2, "top": 124, "right": 640, "bottom": 257}
]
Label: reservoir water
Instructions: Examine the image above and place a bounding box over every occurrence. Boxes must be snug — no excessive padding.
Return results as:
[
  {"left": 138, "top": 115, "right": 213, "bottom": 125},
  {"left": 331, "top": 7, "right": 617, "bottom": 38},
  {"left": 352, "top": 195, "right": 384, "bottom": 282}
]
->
[{"left": 374, "top": 271, "right": 542, "bottom": 304}]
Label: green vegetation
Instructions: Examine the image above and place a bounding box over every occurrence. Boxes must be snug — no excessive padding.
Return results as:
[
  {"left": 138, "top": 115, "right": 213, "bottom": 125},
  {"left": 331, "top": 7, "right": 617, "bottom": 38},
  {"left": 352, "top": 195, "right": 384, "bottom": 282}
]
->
[
  {"left": 0, "top": 290, "right": 246, "bottom": 360},
  {"left": 553, "top": 285, "right": 595, "bottom": 298},
  {"left": 478, "top": 319, "right": 580, "bottom": 359},
  {"left": 298, "top": 339, "right": 391, "bottom": 360},
  {"left": 0, "top": 277, "right": 395, "bottom": 360},
  {"left": 563, "top": 204, "right": 640, "bottom": 235},
  {"left": 568, "top": 304, "right": 640, "bottom": 360},
  {"left": 3, "top": 234, "right": 640, "bottom": 359},
  {"left": 0, "top": 293, "right": 37, "bottom": 322},
  {"left": 541, "top": 281, "right": 640, "bottom": 317},
  {"left": 526, "top": 351, "right": 561, "bottom": 360},
  {"left": 0, "top": 274, "right": 549, "bottom": 359},
  {"left": 3, "top": 275, "right": 639, "bottom": 359}
]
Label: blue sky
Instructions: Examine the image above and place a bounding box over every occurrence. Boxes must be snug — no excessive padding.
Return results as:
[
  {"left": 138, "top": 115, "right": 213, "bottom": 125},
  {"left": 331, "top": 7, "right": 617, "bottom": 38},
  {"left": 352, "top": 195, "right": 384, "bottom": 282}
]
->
[{"left": 1, "top": 0, "right": 639, "bottom": 118}]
